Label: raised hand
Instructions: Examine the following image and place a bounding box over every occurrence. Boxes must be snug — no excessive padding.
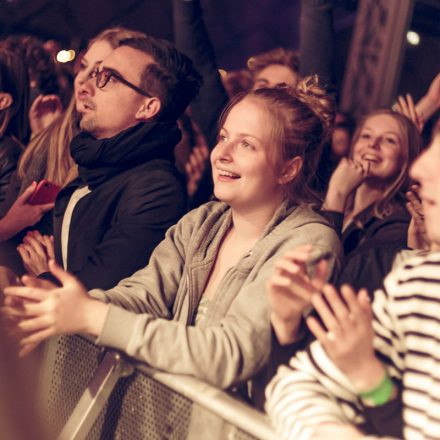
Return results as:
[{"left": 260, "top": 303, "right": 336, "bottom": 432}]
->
[
  {"left": 323, "top": 158, "right": 370, "bottom": 212},
  {"left": 2, "top": 260, "right": 108, "bottom": 356},
  {"left": 394, "top": 94, "right": 424, "bottom": 132},
  {"left": 267, "top": 244, "right": 329, "bottom": 344},
  {"left": 416, "top": 73, "right": 440, "bottom": 123},
  {"left": 406, "top": 184, "right": 430, "bottom": 251},
  {"left": 185, "top": 144, "right": 209, "bottom": 197},
  {"left": 306, "top": 284, "right": 385, "bottom": 392},
  {"left": 0, "top": 182, "right": 54, "bottom": 242},
  {"left": 29, "top": 94, "right": 63, "bottom": 136}
]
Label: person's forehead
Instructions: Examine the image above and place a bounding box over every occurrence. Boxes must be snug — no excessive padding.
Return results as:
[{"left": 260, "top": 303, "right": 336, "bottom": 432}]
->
[
  {"left": 101, "top": 46, "right": 155, "bottom": 82},
  {"left": 363, "top": 114, "right": 401, "bottom": 134},
  {"left": 256, "top": 64, "right": 297, "bottom": 80}
]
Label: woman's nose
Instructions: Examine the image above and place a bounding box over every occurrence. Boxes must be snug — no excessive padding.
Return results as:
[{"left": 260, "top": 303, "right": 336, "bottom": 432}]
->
[
  {"left": 212, "top": 138, "right": 234, "bottom": 162},
  {"left": 368, "top": 136, "right": 380, "bottom": 149}
]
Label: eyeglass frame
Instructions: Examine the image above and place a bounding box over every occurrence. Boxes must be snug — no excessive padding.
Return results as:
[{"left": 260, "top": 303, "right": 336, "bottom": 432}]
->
[{"left": 91, "top": 67, "right": 152, "bottom": 97}]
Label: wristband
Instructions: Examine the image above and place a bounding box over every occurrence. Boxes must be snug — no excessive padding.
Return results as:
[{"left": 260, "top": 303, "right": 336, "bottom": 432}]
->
[{"left": 358, "top": 373, "right": 394, "bottom": 406}]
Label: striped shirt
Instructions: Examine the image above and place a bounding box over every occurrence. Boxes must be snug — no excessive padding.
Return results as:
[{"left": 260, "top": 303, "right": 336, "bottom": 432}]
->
[{"left": 266, "top": 252, "right": 440, "bottom": 440}]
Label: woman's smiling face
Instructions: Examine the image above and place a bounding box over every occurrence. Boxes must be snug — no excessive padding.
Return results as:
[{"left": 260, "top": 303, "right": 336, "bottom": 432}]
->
[
  {"left": 210, "top": 97, "right": 283, "bottom": 211},
  {"left": 352, "top": 113, "right": 403, "bottom": 182}
]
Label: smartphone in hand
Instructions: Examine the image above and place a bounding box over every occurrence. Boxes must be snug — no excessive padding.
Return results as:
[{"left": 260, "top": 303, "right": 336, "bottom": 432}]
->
[{"left": 28, "top": 180, "right": 61, "bottom": 205}]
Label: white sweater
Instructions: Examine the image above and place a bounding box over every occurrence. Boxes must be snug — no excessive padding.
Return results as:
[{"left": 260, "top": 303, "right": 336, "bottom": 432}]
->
[{"left": 266, "top": 252, "right": 440, "bottom": 440}]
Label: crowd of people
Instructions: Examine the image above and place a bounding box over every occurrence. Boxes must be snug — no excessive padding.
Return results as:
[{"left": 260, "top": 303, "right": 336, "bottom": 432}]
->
[{"left": 1, "top": 0, "right": 440, "bottom": 439}]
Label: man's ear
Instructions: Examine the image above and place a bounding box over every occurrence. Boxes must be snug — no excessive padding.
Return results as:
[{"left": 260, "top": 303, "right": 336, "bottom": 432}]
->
[
  {"left": 135, "top": 97, "right": 161, "bottom": 121},
  {"left": 278, "top": 156, "right": 303, "bottom": 184},
  {"left": 0, "top": 92, "right": 13, "bottom": 111}
]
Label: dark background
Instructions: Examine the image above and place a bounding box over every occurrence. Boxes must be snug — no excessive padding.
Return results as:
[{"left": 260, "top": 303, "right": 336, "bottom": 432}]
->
[{"left": 0, "top": 0, "right": 439, "bottom": 101}]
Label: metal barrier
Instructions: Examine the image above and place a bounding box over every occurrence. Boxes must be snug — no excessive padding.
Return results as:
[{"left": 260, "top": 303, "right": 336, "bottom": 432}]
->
[{"left": 40, "top": 334, "right": 278, "bottom": 440}]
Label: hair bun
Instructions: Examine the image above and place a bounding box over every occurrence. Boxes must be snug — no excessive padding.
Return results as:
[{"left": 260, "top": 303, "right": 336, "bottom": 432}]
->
[{"left": 295, "top": 75, "right": 335, "bottom": 138}]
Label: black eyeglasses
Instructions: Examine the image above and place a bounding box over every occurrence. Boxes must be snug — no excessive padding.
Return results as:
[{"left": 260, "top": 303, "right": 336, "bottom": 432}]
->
[{"left": 91, "top": 68, "right": 151, "bottom": 97}]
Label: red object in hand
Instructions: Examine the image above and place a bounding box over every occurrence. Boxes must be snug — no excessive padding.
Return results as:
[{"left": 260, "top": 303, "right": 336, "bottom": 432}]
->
[{"left": 28, "top": 180, "right": 61, "bottom": 205}]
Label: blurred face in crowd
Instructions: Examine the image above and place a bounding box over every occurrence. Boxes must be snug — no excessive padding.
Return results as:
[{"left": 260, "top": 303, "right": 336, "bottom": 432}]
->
[
  {"left": 76, "top": 45, "right": 154, "bottom": 139},
  {"left": 211, "top": 97, "right": 284, "bottom": 212},
  {"left": 74, "top": 40, "right": 113, "bottom": 113},
  {"left": 352, "top": 114, "right": 403, "bottom": 183},
  {"left": 332, "top": 127, "right": 351, "bottom": 159},
  {"left": 252, "top": 64, "right": 298, "bottom": 90},
  {"left": 410, "top": 134, "right": 440, "bottom": 245},
  {"left": 331, "top": 113, "right": 352, "bottom": 159}
]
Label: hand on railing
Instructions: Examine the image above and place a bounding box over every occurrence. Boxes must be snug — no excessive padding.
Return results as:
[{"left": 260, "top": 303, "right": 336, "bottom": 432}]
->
[{"left": 2, "top": 260, "right": 108, "bottom": 357}]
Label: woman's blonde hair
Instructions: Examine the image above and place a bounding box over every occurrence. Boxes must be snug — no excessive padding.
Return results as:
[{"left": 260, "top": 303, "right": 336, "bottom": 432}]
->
[
  {"left": 17, "top": 26, "right": 146, "bottom": 189},
  {"left": 350, "top": 108, "right": 422, "bottom": 218},
  {"left": 18, "top": 97, "right": 77, "bottom": 186},
  {"left": 218, "top": 75, "right": 335, "bottom": 205}
]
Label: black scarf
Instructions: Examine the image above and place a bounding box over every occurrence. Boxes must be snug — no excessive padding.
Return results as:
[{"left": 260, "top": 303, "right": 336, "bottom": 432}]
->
[{"left": 70, "top": 121, "right": 181, "bottom": 189}]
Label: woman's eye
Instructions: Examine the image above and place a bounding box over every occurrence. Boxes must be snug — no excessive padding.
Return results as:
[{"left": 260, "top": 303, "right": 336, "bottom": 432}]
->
[
  {"left": 218, "top": 134, "right": 227, "bottom": 142},
  {"left": 360, "top": 133, "right": 371, "bottom": 140},
  {"left": 385, "top": 137, "right": 397, "bottom": 144},
  {"left": 242, "top": 141, "right": 251, "bottom": 148}
]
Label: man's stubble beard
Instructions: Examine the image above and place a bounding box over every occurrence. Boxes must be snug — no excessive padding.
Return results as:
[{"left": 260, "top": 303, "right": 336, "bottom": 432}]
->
[{"left": 79, "top": 113, "right": 97, "bottom": 135}]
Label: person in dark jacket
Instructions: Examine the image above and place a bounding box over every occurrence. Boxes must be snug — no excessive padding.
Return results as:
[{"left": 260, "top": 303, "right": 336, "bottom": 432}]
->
[
  {"left": 173, "top": 0, "right": 337, "bottom": 207},
  {"left": 17, "top": 35, "right": 202, "bottom": 290},
  {"left": 322, "top": 109, "right": 422, "bottom": 293},
  {"left": 0, "top": 49, "right": 30, "bottom": 205}
]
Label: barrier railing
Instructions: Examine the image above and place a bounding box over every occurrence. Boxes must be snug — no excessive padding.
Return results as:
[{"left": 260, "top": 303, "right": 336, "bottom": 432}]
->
[{"left": 40, "top": 334, "right": 278, "bottom": 440}]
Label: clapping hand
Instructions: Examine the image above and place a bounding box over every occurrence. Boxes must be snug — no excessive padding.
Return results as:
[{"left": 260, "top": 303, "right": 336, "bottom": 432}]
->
[
  {"left": 2, "top": 260, "right": 107, "bottom": 357},
  {"left": 306, "top": 284, "right": 385, "bottom": 393},
  {"left": 17, "top": 230, "right": 54, "bottom": 277},
  {"left": 267, "top": 244, "right": 329, "bottom": 344},
  {"left": 406, "top": 184, "right": 430, "bottom": 251}
]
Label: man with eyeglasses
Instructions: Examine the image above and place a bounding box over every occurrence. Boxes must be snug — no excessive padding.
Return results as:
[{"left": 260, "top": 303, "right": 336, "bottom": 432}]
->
[{"left": 25, "top": 36, "right": 202, "bottom": 290}]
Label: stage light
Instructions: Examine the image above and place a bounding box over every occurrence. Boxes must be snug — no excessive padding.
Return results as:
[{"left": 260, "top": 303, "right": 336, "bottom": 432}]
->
[
  {"left": 56, "top": 49, "right": 76, "bottom": 63},
  {"left": 407, "top": 31, "right": 420, "bottom": 46}
]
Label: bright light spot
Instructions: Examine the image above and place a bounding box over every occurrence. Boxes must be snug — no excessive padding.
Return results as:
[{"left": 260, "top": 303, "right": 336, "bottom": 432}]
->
[
  {"left": 218, "top": 69, "right": 228, "bottom": 78},
  {"left": 56, "top": 49, "right": 76, "bottom": 63},
  {"left": 407, "top": 31, "right": 420, "bottom": 46}
]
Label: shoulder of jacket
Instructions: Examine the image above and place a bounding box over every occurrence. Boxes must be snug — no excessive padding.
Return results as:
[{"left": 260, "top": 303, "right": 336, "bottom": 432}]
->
[{"left": 276, "top": 204, "right": 334, "bottom": 233}]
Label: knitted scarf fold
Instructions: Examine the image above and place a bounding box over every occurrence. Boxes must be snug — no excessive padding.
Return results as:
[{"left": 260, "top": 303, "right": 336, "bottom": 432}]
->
[{"left": 70, "top": 121, "right": 181, "bottom": 188}]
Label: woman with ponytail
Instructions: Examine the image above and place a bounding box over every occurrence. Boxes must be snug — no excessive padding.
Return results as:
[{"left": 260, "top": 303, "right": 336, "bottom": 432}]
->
[{"left": 4, "top": 78, "right": 341, "bottom": 403}]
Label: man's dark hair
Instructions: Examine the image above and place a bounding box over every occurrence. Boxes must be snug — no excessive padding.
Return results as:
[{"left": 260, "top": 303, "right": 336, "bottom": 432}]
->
[{"left": 120, "top": 36, "right": 202, "bottom": 121}]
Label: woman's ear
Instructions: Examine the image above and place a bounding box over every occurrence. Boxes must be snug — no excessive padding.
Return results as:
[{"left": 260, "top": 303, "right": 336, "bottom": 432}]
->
[
  {"left": 0, "top": 92, "right": 13, "bottom": 111},
  {"left": 278, "top": 156, "right": 303, "bottom": 184},
  {"left": 135, "top": 97, "right": 161, "bottom": 121}
]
